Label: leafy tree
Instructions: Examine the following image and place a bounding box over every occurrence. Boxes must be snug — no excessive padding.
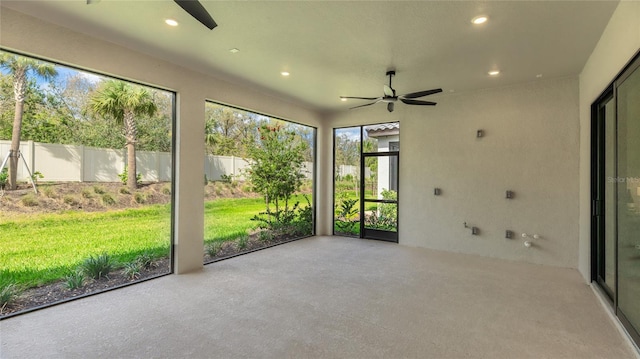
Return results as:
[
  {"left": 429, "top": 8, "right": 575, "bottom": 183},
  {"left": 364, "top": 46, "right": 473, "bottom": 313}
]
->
[
  {"left": 89, "top": 80, "right": 157, "bottom": 190},
  {"left": 0, "top": 53, "right": 57, "bottom": 189},
  {"left": 246, "top": 124, "right": 308, "bottom": 225}
]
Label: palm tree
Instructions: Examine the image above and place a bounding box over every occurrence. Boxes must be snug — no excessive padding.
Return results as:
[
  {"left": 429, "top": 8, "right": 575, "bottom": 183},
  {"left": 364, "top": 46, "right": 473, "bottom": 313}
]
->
[
  {"left": 0, "top": 53, "right": 57, "bottom": 190},
  {"left": 90, "top": 80, "right": 157, "bottom": 190}
]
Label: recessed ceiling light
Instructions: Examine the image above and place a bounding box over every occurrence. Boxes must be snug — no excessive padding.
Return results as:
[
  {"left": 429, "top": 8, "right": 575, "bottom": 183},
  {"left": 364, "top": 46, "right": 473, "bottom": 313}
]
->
[
  {"left": 281, "top": 71, "right": 290, "bottom": 77},
  {"left": 488, "top": 70, "right": 500, "bottom": 76},
  {"left": 471, "top": 16, "right": 488, "bottom": 25},
  {"left": 536, "top": 74, "right": 543, "bottom": 78},
  {"left": 229, "top": 48, "right": 240, "bottom": 54},
  {"left": 165, "top": 19, "right": 178, "bottom": 27}
]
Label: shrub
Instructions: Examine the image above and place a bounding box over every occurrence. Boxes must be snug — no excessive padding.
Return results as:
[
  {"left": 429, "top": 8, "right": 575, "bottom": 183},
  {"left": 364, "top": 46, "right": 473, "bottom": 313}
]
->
[
  {"left": 134, "top": 192, "right": 147, "bottom": 204},
  {"left": 63, "top": 195, "right": 80, "bottom": 205},
  {"left": 93, "top": 185, "right": 106, "bottom": 194},
  {"left": 136, "top": 252, "right": 155, "bottom": 269},
  {"left": 161, "top": 184, "right": 171, "bottom": 195},
  {"left": 206, "top": 242, "right": 222, "bottom": 257},
  {"left": 123, "top": 262, "right": 141, "bottom": 280},
  {"left": 31, "top": 171, "right": 44, "bottom": 184},
  {"left": 0, "top": 168, "right": 8, "bottom": 190},
  {"left": 21, "top": 194, "right": 39, "bottom": 207},
  {"left": 118, "top": 167, "right": 142, "bottom": 186},
  {"left": 0, "top": 283, "right": 18, "bottom": 309},
  {"left": 81, "top": 188, "right": 94, "bottom": 199},
  {"left": 101, "top": 193, "right": 116, "bottom": 206},
  {"left": 237, "top": 235, "right": 249, "bottom": 250},
  {"left": 42, "top": 186, "right": 58, "bottom": 199},
  {"left": 81, "top": 253, "right": 115, "bottom": 280},
  {"left": 65, "top": 270, "right": 85, "bottom": 290},
  {"left": 258, "top": 230, "right": 273, "bottom": 242},
  {"left": 119, "top": 187, "right": 131, "bottom": 195}
]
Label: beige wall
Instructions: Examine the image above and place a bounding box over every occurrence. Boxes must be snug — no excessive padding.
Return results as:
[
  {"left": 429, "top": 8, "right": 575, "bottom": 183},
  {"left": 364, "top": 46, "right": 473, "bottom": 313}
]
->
[
  {"left": 329, "top": 76, "right": 581, "bottom": 268},
  {"left": 0, "top": 7, "right": 324, "bottom": 274},
  {"left": 578, "top": 1, "right": 640, "bottom": 281}
]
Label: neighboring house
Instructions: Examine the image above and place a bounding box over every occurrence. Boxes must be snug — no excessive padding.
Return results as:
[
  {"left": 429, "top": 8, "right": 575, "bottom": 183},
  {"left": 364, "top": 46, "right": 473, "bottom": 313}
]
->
[{"left": 365, "top": 123, "right": 399, "bottom": 197}]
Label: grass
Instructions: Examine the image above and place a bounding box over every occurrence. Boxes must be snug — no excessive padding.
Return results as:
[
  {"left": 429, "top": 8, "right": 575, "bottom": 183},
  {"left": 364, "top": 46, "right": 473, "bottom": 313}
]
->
[{"left": 1, "top": 194, "right": 312, "bottom": 289}]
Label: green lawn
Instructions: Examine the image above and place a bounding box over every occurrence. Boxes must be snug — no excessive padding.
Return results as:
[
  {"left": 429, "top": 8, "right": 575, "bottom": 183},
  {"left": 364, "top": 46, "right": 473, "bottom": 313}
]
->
[{"left": 0, "top": 195, "right": 311, "bottom": 288}]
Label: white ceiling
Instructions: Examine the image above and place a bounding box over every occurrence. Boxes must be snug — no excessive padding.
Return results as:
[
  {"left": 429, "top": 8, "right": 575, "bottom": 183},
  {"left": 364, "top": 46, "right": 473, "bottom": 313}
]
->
[{"left": 2, "top": 0, "right": 618, "bottom": 114}]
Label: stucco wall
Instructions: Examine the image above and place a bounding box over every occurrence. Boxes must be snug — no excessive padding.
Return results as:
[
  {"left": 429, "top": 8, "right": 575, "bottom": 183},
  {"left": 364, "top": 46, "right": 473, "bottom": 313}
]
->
[
  {"left": 578, "top": 1, "right": 640, "bottom": 281},
  {"left": 329, "top": 76, "right": 580, "bottom": 268}
]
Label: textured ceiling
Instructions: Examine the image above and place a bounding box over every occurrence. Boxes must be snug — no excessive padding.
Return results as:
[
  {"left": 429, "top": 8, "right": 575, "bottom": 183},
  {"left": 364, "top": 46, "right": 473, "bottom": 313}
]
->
[{"left": 1, "top": 0, "right": 618, "bottom": 114}]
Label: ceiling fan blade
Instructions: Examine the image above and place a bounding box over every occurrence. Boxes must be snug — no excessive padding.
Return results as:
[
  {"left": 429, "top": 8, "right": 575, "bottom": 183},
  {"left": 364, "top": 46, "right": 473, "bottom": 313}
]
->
[
  {"left": 174, "top": 0, "right": 218, "bottom": 30},
  {"left": 340, "top": 96, "right": 380, "bottom": 101},
  {"left": 349, "top": 101, "right": 379, "bottom": 110},
  {"left": 383, "top": 85, "right": 395, "bottom": 97},
  {"left": 401, "top": 88, "right": 443, "bottom": 99},
  {"left": 387, "top": 102, "right": 395, "bottom": 112},
  {"left": 400, "top": 98, "right": 437, "bottom": 106}
]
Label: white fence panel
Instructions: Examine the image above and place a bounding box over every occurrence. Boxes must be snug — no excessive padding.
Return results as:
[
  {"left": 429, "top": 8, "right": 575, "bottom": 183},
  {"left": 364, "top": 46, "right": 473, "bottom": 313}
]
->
[
  {"left": 35, "top": 142, "right": 83, "bottom": 182},
  {"left": 83, "top": 146, "right": 124, "bottom": 182}
]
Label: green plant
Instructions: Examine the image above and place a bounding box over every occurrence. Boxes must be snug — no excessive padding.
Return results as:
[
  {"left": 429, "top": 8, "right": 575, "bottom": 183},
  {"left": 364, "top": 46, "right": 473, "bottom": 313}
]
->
[
  {"left": 0, "top": 168, "right": 8, "bottom": 190},
  {"left": 119, "top": 186, "right": 131, "bottom": 195},
  {"left": 161, "top": 184, "right": 171, "bottom": 195},
  {"left": 30, "top": 171, "right": 44, "bottom": 184},
  {"left": 63, "top": 195, "right": 80, "bottom": 205},
  {"left": 20, "top": 193, "right": 39, "bottom": 207},
  {"left": 258, "top": 230, "right": 273, "bottom": 242},
  {"left": 81, "top": 253, "right": 115, "bottom": 280},
  {"left": 101, "top": 193, "right": 116, "bottom": 206},
  {"left": 118, "top": 166, "right": 142, "bottom": 186},
  {"left": 0, "top": 283, "right": 18, "bottom": 310},
  {"left": 93, "top": 185, "right": 106, "bottom": 194},
  {"left": 236, "top": 235, "right": 249, "bottom": 250},
  {"left": 206, "top": 242, "right": 223, "bottom": 257},
  {"left": 136, "top": 252, "right": 155, "bottom": 269},
  {"left": 220, "top": 173, "right": 233, "bottom": 183},
  {"left": 65, "top": 270, "right": 85, "bottom": 290},
  {"left": 122, "top": 261, "right": 141, "bottom": 280},
  {"left": 42, "top": 185, "right": 57, "bottom": 198},
  {"left": 134, "top": 192, "right": 147, "bottom": 204},
  {"left": 81, "top": 188, "right": 94, "bottom": 199}
]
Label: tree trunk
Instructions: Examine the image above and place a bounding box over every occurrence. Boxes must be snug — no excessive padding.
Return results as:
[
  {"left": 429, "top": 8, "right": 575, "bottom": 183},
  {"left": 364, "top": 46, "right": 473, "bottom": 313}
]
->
[
  {"left": 124, "top": 110, "right": 138, "bottom": 190},
  {"left": 8, "top": 68, "right": 26, "bottom": 191}
]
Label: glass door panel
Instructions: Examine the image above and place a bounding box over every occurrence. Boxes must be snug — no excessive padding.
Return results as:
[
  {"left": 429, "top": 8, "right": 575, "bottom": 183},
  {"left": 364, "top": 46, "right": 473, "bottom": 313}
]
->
[
  {"left": 361, "top": 153, "right": 398, "bottom": 242},
  {"left": 617, "top": 62, "right": 640, "bottom": 341}
]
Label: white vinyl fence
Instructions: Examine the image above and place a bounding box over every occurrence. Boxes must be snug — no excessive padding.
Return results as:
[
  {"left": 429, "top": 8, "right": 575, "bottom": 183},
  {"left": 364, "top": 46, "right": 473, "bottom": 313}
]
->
[{"left": 1, "top": 141, "right": 313, "bottom": 183}]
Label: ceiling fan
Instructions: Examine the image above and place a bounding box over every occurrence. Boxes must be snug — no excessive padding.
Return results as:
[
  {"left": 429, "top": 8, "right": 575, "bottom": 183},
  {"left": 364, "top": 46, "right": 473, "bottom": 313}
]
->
[
  {"left": 174, "top": 0, "right": 218, "bottom": 30},
  {"left": 340, "top": 71, "right": 442, "bottom": 112}
]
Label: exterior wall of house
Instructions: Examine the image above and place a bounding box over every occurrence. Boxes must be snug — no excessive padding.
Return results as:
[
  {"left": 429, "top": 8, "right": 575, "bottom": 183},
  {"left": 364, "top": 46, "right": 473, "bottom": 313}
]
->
[
  {"left": 374, "top": 135, "right": 399, "bottom": 198},
  {"left": 329, "top": 76, "right": 581, "bottom": 268},
  {"left": 0, "top": 7, "right": 324, "bottom": 274},
  {"left": 578, "top": 1, "right": 640, "bottom": 282}
]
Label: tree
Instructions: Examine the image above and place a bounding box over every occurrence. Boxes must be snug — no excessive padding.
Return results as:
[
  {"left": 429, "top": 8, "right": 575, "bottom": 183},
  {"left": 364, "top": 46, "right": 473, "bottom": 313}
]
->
[
  {"left": 0, "top": 53, "right": 57, "bottom": 190},
  {"left": 89, "top": 80, "right": 157, "bottom": 190},
  {"left": 246, "top": 124, "right": 308, "bottom": 225}
]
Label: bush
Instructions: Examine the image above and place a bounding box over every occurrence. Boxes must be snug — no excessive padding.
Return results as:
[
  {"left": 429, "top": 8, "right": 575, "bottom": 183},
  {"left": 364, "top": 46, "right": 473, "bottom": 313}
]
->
[
  {"left": 101, "top": 193, "right": 116, "bottom": 206},
  {"left": 136, "top": 252, "right": 155, "bottom": 269},
  {"left": 21, "top": 194, "right": 39, "bottom": 207},
  {"left": 0, "top": 283, "right": 18, "bottom": 309},
  {"left": 123, "top": 262, "right": 141, "bottom": 280},
  {"left": 119, "top": 187, "right": 131, "bottom": 195},
  {"left": 161, "top": 184, "right": 171, "bottom": 195},
  {"left": 237, "top": 235, "right": 249, "bottom": 250},
  {"left": 258, "top": 230, "right": 273, "bottom": 242},
  {"left": 81, "top": 253, "right": 115, "bottom": 280},
  {"left": 63, "top": 195, "right": 80, "bottom": 205},
  {"left": 0, "top": 168, "right": 8, "bottom": 190},
  {"left": 134, "top": 192, "right": 147, "bottom": 204},
  {"left": 118, "top": 167, "right": 142, "bottom": 186},
  {"left": 65, "top": 270, "right": 85, "bottom": 290},
  {"left": 206, "top": 242, "right": 222, "bottom": 257},
  {"left": 42, "top": 186, "right": 58, "bottom": 199},
  {"left": 81, "top": 188, "right": 94, "bottom": 199},
  {"left": 93, "top": 185, "right": 106, "bottom": 194},
  {"left": 31, "top": 171, "right": 44, "bottom": 184}
]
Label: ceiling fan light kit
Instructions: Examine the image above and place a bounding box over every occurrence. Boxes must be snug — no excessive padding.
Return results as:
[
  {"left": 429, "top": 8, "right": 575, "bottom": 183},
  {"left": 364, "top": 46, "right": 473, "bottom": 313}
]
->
[{"left": 340, "top": 70, "right": 442, "bottom": 112}]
